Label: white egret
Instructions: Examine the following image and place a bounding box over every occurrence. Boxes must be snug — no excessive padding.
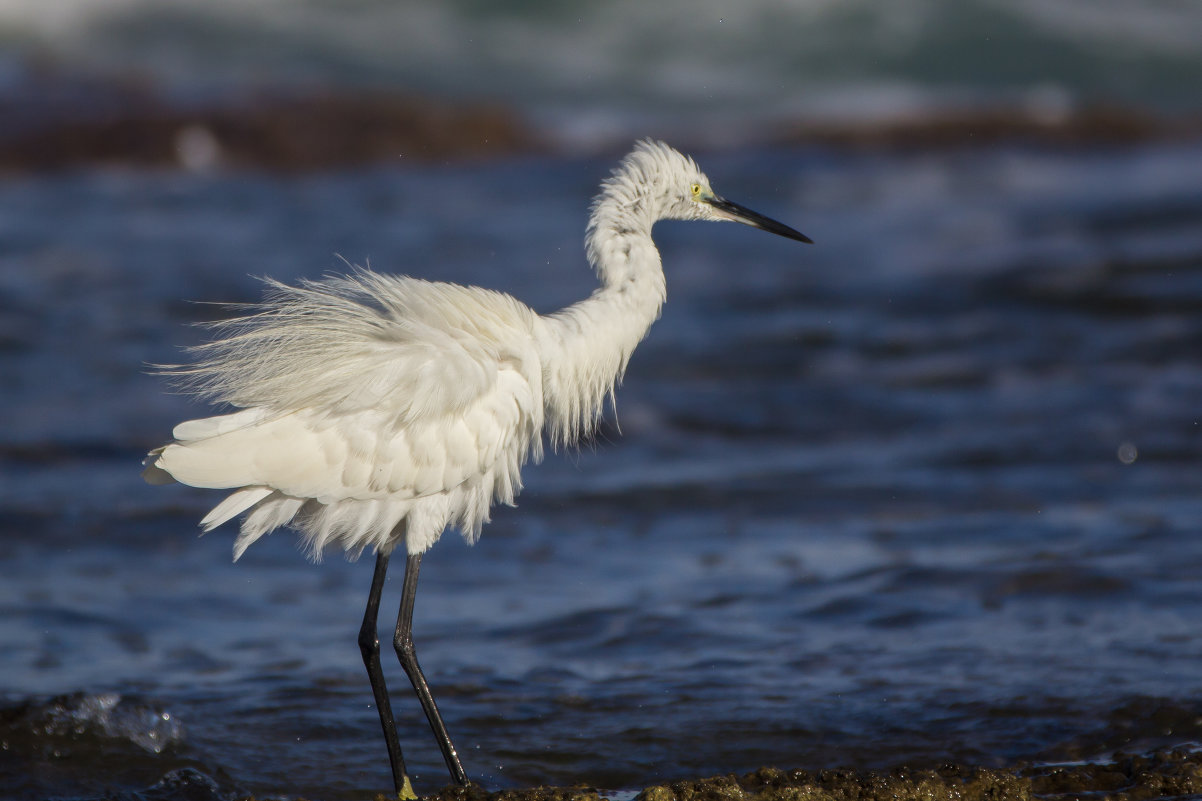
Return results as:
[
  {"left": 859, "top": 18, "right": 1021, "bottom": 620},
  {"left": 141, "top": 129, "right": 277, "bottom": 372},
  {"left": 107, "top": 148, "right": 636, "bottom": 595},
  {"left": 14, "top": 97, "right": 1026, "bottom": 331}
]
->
[{"left": 143, "top": 139, "right": 809, "bottom": 797}]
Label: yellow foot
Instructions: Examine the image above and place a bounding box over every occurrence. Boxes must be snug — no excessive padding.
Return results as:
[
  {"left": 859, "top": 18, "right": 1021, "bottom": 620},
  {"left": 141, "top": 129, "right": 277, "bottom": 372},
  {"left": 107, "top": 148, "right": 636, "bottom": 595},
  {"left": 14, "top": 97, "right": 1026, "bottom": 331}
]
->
[{"left": 398, "top": 774, "right": 417, "bottom": 801}]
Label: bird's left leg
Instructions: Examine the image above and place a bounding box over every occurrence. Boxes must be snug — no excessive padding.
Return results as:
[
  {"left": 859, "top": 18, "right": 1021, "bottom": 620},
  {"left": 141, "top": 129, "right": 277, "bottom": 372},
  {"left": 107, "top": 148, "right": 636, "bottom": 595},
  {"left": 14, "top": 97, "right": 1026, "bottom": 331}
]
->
[
  {"left": 394, "top": 551, "right": 470, "bottom": 787},
  {"left": 359, "top": 550, "right": 417, "bottom": 799}
]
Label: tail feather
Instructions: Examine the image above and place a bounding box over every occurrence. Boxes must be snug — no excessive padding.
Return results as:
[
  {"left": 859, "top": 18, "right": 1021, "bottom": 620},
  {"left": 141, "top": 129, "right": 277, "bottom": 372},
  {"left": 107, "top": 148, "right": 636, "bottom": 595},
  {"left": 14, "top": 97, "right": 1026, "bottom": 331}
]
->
[
  {"left": 233, "top": 496, "right": 307, "bottom": 560},
  {"left": 200, "top": 486, "right": 274, "bottom": 531},
  {"left": 145, "top": 409, "right": 313, "bottom": 560}
]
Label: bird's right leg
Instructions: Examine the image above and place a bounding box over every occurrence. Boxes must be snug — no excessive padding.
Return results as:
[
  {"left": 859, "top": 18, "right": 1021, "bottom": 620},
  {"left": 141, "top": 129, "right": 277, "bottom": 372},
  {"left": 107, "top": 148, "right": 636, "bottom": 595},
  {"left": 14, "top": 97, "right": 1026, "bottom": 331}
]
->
[
  {"left": 394, "top": 551, "right": 470, "bottom": 787},
  {"left": 358, "top": 550, "right": 417, "bottom": 800}
]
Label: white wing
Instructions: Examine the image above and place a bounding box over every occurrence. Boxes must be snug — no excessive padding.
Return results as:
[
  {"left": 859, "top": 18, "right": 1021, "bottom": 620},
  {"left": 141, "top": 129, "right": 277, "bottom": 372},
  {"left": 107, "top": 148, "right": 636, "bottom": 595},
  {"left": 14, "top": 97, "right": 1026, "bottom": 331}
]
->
[{"left": 154, "top": 361, "right": 540, "bottom": 501}]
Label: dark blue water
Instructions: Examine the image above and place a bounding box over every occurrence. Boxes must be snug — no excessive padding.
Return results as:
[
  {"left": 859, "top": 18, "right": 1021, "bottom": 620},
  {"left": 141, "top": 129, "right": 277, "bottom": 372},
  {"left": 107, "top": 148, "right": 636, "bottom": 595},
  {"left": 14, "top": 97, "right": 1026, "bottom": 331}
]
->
[{"left": 4, "top": 141, "right": 1202, "bottom": 800}]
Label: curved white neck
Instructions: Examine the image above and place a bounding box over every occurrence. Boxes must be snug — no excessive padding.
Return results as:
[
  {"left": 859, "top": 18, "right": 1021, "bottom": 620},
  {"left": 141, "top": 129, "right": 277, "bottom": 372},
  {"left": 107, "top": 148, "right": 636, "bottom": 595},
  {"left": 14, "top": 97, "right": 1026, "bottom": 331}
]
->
[{"left": 537, "top": 187, "right": 668, "bottom": 448}]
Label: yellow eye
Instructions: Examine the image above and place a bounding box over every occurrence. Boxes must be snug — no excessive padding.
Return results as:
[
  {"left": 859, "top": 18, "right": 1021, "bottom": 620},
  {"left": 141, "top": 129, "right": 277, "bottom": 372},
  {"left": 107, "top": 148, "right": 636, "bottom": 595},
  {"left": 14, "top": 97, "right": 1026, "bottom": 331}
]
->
[{"left": 690, "top": 183, "right": 702, "bottom": 197}]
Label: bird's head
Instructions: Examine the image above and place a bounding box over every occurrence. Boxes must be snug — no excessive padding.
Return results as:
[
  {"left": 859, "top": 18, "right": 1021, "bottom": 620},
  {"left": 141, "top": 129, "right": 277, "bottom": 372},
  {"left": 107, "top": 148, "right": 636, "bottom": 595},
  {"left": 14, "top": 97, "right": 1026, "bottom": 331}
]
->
[{"left": 625, "top": 139, "right": 812, "bottom": 244}]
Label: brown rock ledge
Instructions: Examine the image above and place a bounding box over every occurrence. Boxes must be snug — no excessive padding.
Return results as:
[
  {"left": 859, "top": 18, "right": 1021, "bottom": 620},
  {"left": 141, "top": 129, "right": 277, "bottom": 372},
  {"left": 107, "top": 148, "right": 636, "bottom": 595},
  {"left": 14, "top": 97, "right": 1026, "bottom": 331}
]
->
[{"left": 417, "top": 750, "right": 1202, "bottom": 801}]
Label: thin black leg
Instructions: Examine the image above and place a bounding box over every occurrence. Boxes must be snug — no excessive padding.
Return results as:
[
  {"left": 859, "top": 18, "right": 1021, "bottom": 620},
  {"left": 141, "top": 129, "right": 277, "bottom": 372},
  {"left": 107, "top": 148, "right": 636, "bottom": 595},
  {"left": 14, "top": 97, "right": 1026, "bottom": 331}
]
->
[
  {"left": 358, "top": 551, "right": 416, "bottom": 799},
  {"left": 394, "top": 552, "right": 470, "bottom": 786}
]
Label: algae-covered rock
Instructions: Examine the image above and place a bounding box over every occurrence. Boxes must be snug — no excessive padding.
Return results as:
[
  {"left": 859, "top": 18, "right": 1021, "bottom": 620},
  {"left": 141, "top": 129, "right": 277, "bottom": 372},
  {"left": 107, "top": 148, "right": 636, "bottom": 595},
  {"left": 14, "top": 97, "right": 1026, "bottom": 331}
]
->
[
  {"left": 422, "top": 750, "right": 1202, "bottom": 801},
  {"left": 635, "top": 765, "right": 1031, "bottom": 801}
]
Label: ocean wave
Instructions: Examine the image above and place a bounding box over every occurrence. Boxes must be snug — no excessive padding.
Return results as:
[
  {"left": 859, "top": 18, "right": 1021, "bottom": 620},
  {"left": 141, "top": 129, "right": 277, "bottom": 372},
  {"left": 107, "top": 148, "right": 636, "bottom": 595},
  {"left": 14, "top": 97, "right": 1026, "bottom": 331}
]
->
[{"left": 0, "top": 0, "right": 1198, "bottom": 130}]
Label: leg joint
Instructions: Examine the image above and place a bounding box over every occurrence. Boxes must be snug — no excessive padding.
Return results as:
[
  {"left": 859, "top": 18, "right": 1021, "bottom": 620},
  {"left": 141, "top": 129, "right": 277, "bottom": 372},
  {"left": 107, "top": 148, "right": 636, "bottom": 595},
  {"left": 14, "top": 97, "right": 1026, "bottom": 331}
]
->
[
  {"left": 392, "top": 629, "right": 416, "bottom": 661},
  {"left": 358, "top": 622, "right": 381, "bottom": 660}
]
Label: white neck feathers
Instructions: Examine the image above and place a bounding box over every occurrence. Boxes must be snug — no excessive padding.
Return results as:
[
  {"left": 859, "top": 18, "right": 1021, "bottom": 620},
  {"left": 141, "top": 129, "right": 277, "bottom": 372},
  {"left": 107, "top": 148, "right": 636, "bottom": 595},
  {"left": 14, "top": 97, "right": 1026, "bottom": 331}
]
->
[{"left": 538, "top": 148, "right": 675, "bottom": 448}]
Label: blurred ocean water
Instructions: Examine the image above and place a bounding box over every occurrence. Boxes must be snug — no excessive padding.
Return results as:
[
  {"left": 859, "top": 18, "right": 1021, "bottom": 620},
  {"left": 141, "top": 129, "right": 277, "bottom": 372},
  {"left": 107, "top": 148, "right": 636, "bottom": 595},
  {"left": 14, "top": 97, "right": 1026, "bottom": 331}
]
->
[
  {"left": 2, "top": 2, "right": 1202, "bottom": 800},
  {"left": 2, "top": 0, "right": 1201, "bottom": 142}
]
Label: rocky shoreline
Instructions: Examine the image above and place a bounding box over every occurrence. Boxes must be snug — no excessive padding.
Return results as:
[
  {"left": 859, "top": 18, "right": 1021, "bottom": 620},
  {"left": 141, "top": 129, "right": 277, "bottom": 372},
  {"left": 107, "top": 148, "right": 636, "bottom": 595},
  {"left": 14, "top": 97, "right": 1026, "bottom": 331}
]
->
[
  {"left": 423, "top": 751, "right": 1202, "bottom": 801},
  {"left": 1, "top": 71, "right": 1198, "bottom": 174}
]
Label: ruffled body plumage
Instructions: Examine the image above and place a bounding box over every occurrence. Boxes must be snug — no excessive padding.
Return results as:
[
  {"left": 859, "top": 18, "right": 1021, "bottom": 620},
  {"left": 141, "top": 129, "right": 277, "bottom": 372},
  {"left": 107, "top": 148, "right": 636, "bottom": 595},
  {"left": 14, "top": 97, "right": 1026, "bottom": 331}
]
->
[{"left": 145, "top": 272, "right": 555, "bottom": 557}]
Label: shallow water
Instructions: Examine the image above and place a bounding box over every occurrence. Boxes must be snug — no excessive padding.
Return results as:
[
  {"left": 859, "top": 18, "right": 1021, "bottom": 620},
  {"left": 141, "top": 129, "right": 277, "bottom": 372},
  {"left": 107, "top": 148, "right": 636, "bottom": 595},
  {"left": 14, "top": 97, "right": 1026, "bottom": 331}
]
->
[{"left": 3, "top": 140, "right": 1202, "bottom": 799}]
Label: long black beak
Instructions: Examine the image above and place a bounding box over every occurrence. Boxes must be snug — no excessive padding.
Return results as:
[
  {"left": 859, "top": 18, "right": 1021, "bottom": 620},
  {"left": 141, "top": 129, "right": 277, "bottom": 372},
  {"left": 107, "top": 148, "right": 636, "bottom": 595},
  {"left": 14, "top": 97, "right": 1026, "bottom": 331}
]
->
[{"left": 706, "top": 196, "right": 812, "bottom": 244}]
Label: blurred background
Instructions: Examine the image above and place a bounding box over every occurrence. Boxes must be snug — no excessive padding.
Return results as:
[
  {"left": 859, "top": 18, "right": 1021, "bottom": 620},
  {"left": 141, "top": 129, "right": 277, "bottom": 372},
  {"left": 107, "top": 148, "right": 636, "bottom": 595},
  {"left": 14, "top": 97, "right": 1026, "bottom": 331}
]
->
[
  {"left": 2, "top": 0, "right": 1201, "bottom": 165},
  {"left": 3, "top": 2, "right": 1202, "bottom": 800}
]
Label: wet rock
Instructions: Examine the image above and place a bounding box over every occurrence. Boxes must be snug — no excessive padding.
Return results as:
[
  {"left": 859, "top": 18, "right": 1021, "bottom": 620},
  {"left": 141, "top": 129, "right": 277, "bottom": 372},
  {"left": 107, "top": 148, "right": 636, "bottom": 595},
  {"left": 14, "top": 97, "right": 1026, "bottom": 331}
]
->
[
  {"left": 779, "top": 105, "right": 1202, "bottom": 151},
  {"left": 1028, "top": 749, "right": 1202, "bottom": 800},
  {"left": 634, "top": 765, "right": 1030, "bottom": 801},
  {"left": 423, "top": 752, "right": 1202, "bottom": 801},
  {"left": 0, "top": 77, "right": 539, "bottom": 173},
  {"left": 427, "top": 784, "right": 606, "bottom": 801}
]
